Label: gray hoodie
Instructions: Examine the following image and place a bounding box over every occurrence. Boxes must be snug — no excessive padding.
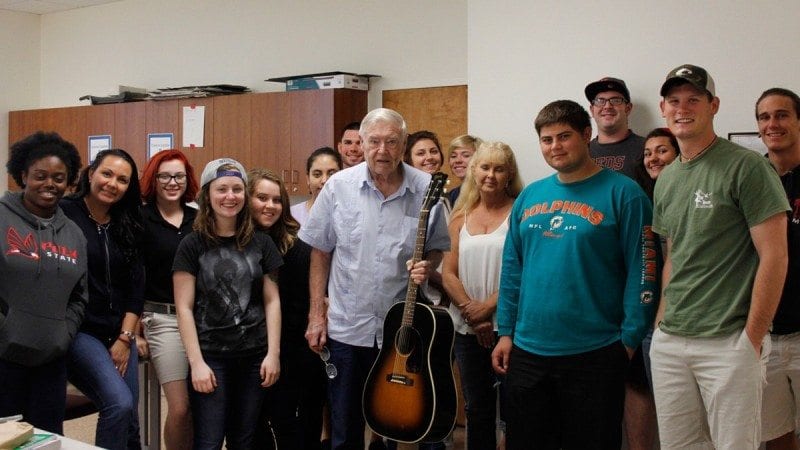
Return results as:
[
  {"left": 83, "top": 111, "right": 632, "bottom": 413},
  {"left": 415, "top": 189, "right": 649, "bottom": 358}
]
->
[{"left": 0, "top": 191, "right": 88, "bottom": 366}]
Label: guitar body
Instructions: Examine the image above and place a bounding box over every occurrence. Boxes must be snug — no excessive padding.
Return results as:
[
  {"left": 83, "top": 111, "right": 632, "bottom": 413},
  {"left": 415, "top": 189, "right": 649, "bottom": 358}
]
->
[{"left": 363, "top": 301, "right": 457, "bottom": 443}]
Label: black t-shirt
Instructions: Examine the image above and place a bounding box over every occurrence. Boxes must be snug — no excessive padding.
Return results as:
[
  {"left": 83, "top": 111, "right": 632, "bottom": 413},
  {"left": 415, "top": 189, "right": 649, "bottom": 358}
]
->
[
  {"left": 774, "top": 167, "right": 800, "bottom": 334},
  {"left": 277, "top": 238, "right": 312, "bottom": 348},
  {"left": 173, "top": 231, "right": 283, "bottom": 356},
  {"left": 140, "top": 202, "right": 197, "bottom": 304}
]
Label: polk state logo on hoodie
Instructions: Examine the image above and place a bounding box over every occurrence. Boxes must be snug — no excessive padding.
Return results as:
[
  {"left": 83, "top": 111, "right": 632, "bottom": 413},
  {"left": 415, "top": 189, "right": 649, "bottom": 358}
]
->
[{"left": 5, "top": 227, "right": 79, "bottom": 264}]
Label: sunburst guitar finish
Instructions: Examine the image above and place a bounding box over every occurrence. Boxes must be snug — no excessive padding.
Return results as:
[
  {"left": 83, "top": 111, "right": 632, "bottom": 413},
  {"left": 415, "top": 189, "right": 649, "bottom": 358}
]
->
[{"left": 362, "top": 172, "right": 457, "bottom": 443}]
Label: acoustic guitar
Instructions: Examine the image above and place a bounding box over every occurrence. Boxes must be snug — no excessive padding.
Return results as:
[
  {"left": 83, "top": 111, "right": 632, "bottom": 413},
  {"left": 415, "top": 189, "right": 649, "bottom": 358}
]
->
[{"left": 362, "top": 172, "right": 457, "bottom": 444}]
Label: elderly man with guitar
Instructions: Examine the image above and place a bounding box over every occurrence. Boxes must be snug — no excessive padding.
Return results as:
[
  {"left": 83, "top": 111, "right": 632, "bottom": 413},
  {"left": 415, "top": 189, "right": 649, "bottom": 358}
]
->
[{"left": 300, "top": 108, "right": 451, "bottom": 450}]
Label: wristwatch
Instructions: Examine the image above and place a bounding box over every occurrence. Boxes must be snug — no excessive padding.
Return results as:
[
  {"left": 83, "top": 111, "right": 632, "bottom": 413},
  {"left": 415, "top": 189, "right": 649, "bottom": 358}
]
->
[{"left": 118, "top": 330, "right": 136, "bottom": 346}]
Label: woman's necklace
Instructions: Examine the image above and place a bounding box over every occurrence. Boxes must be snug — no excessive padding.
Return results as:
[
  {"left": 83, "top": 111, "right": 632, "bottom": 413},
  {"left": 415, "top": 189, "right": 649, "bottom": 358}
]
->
[
  {"left": 682, "top": 137, "right": 717, "bottom": 163},
  {"left": 83, "top": 197, "right": 111, "bottom": 229}
]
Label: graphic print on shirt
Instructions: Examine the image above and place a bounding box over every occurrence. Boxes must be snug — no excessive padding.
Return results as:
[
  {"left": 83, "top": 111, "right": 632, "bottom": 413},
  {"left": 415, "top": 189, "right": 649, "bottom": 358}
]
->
[
  {"left": 694, "top": 190, "right": 713, "bottom": 209},
  {"left": 5, "top": 226, "right": 80, "bottom": 264},
  {"left": 6, "top": 227, "right": 38, "bottom": 259},
  {"left": 521, "top": 199, "right": 605, "bottom": 239},
  {"left": 592, "top": 155, "right": 625, "bottom": 172},
  {"left": 792, "top": 198, "right": 800, "bottom": 224},
  {"left": 640, "top": 225, "right": 658, "bottom": 304},
  {"left": 196, "top": 245, "right": 261, "bottom": 351}
]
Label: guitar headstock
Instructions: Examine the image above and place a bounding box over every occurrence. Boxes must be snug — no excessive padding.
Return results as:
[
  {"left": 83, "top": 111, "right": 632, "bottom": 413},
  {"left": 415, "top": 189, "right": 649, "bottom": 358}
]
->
[{"left": 422, "top": 172, "right": 448, "bottom": 212}]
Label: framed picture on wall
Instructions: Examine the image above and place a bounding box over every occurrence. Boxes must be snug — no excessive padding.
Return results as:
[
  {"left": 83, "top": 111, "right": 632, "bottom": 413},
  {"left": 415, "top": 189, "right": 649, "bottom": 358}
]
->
[{"left": 728, "top": 132, "right": 768, "bottom": 155}]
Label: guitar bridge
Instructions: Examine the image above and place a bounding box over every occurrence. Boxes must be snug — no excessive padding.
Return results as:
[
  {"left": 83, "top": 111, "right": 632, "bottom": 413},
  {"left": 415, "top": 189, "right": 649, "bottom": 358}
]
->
[{"left": 386, "top": 374, "right": 414, "bottom": 386}]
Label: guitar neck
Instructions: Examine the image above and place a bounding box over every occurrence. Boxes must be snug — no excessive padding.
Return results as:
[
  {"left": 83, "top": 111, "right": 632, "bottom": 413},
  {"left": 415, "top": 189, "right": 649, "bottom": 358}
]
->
[{"left": 402, "top": 208, "right": 431, "bottom": 327}]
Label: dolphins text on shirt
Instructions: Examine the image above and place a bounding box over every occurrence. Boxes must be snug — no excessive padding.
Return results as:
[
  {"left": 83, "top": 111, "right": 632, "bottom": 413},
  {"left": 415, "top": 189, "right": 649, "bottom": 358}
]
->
[{"left": 521, "top": 200, "right": 604, "bottom": 226}]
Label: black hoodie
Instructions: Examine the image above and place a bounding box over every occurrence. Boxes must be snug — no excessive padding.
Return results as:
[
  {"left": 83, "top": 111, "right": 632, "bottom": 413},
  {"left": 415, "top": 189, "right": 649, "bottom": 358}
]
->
[{"left": 0, "top": 191, "right": 88, "bottom": 366}]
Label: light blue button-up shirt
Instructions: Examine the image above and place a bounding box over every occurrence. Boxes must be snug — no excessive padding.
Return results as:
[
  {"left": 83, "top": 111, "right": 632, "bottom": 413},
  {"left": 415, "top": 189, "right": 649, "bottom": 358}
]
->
[{"left": 299, "top": 162, "right": 450, "bottom": 347}]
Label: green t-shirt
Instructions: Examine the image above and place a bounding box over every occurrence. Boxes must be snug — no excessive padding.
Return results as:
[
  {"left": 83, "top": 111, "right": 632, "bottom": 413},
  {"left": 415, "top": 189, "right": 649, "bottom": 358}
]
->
[{"left": 653, "top": 138, "right": 789, "bottom": 337}]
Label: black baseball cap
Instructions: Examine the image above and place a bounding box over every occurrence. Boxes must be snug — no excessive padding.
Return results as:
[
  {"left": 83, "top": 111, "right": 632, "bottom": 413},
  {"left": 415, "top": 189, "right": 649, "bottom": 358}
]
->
[{"left": 585, "top": 77, "right": 631, "bottom": 102}]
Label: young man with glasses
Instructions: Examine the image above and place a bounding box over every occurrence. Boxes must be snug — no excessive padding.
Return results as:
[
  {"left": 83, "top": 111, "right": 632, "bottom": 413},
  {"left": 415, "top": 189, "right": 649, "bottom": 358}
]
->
[
  {"left": 586, "top": 77, "right": 654, "bottom": 450},
  {"left": 585, "top": 77, "right": 645, "bottom": 179}
]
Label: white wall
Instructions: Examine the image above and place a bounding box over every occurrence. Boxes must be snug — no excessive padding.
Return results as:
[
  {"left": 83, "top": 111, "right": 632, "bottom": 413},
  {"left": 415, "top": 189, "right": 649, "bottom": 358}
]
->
[
  {"left": 0, "top": 9, "right": 40, "bottom": 189},
  {"left": 7, "top": 0, "right": 800, "bottom": 188},
  {"left": 38, "top": 0, "right": 467, "bottom": 109},
  {"left": 469, "top": 0, "right": 800, "bottom": 182}
]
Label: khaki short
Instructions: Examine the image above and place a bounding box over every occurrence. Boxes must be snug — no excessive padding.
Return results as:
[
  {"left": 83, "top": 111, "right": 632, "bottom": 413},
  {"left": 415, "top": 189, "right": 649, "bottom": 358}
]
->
[
  {"left": 651, "top": 328, "right": 769, "bottom": 450},
  {"left": 761, "top": 332, "right": 800, "bottom": 441},
  {"left": 142, "top": 312, "right": 189, "bottom": 384}
]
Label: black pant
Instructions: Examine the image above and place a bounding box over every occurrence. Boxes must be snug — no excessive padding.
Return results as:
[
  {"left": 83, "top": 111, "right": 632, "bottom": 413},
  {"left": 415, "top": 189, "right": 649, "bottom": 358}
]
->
[
  {"left": 257, "top": 344, "right": 328, "bottom": 450},
  {"left": 504, "top": 341, "right": 627, "bottom": 450}
]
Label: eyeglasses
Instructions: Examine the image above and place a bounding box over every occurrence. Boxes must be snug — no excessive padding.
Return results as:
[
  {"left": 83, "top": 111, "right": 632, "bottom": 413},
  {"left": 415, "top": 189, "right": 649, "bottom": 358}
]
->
[
  {"left": 319, "top": 346, "right": 338, "bottom": 379},
  {"left": 591, "top": 97, "right": 626, "bottom": 107},
  {"left": 367, "top": 138, "right": 401, "bottom": 150},
  {"left": 156, "top": 173, "right": 187, "bottom": 184}
]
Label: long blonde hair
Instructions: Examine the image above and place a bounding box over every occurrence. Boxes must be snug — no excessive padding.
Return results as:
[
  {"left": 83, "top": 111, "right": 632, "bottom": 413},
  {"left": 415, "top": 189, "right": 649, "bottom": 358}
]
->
[{"left": 452, "top": 141, "right": 524, "bottom": 220}]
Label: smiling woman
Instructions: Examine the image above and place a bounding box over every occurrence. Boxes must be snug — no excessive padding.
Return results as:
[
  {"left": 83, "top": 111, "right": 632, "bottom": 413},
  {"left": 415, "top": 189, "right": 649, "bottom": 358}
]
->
[
  {"left": 290, "top": 147, "right": 342, "bottom": 227},
  {"left": 138, "top": 149, "right": 199, "bottom": 450},
  {"left": 173, "top": 159, "right": 283, "bottom": 449},
  {"left": 59, "top": 148, "right": 146, "bottom": 450},
  {"left": 247, "top": 168, "right": 328, "bottom": 449},
  {"left": 405, "top": 130, "right": 443, "bottom": 175},
  {"left": 0, "top": 132, "right": 87, "bottom": 435}
]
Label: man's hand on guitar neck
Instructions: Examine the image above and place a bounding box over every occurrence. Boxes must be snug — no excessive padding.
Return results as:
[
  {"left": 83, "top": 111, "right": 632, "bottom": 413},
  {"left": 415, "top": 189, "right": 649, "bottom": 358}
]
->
[{"left": 406, "top": 254, "right": 440, "bottom": 285}]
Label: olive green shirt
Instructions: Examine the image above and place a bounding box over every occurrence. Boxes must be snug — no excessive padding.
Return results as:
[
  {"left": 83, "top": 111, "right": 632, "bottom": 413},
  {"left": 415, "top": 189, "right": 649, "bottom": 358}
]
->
[{"left": 653, "top": 138, "right": 789, "bottom": 337}]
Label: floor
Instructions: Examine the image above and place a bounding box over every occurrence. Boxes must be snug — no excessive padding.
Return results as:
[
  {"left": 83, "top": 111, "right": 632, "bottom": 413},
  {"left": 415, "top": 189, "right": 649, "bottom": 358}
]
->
[{"left": 62, "top": 393, "right": 469, "bottom": 449}]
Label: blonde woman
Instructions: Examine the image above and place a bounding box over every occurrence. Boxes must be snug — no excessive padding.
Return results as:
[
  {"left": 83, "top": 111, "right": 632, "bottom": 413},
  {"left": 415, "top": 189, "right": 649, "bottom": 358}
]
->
[{"left": 443, "top": 142, "right": 523, "bottom": 450}]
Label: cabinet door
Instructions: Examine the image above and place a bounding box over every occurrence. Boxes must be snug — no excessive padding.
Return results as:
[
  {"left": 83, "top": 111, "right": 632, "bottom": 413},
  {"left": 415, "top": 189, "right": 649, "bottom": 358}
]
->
[
  {"left": 251, "top": 92, "right": 290, "bottom": 183},
  {"left": 288, "top": 89, "right": 367, "bottom": 194},
  {"left": 288, "top": 90, "right": 334, "bottom": 194},
  {"left": 332, "top": 89, "right": 368, "bottom": 145},
  {"left": 114, "top": 102, "right": 147, "bottom": 175},
  {"left": 85, "top": 103, "right": 147, "bottom": 178},
  {"left": 8, "top": 106, "right": 88, "bottom": 190},
  {"left": 213, "top": 95, "right": 251, "bottom": 165}
]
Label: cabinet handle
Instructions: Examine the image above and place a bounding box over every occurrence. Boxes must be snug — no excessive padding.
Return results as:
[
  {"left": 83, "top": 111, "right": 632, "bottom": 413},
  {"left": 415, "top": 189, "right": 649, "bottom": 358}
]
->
[
  {"left": 292, "top": 184, "right": 298, "bottom": 193},
  {"left": 282, "top": 169, "right": 289, "bottom": 182},
  {"left": 292, "top": 170, "right": 299, "bottom": 184}
]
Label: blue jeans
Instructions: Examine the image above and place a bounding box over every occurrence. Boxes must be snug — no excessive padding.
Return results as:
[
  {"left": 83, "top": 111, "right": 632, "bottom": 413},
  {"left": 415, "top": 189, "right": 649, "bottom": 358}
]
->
[
  {"left": 0, "top": 357, "right": 67, "bottom": 434},
  {"left": 504, "top": 342, "right": 627, "bottom": 450},
  {"left": 454, "top": 332, "right": 502, "bottom": 450},
  {"left": 327, "top": 338, "right": 378, "bottom": 450},
  {"left": 190, "top": 353, "right": 266, "bottom": 450},
  {"left": 67, "top": 332, "right": 140, "bottom": 450}
]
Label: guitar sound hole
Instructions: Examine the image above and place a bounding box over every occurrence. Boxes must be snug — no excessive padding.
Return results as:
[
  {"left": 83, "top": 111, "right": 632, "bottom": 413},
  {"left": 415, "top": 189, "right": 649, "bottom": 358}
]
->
[{"left": 394, "top": 326, "right": 417, "bottom": 356}]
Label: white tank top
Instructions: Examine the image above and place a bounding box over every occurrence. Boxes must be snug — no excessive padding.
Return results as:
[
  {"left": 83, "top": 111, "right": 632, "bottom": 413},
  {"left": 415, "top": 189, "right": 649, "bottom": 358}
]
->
[{"left": 448, "top": 213, "right": 508, "bottom": 334}]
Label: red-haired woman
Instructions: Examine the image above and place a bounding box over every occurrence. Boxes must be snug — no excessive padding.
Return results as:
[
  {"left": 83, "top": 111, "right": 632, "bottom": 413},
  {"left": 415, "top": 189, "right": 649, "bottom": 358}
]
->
[{"left": 138, "top": 149, "right": 199, "bottom": 450}]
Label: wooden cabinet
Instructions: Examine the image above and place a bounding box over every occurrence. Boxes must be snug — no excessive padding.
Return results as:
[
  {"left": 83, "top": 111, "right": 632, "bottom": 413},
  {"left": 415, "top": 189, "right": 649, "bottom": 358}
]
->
[
  {"left": 253, "top": 89, "right": 366, "bottom": 194},
  {"left": 8, "top": 89, "right": 368, "bottom": 192}
]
